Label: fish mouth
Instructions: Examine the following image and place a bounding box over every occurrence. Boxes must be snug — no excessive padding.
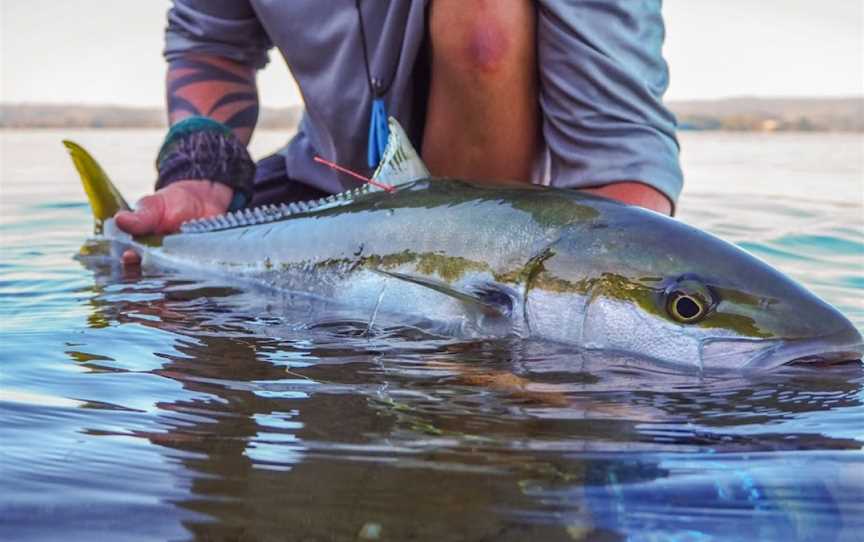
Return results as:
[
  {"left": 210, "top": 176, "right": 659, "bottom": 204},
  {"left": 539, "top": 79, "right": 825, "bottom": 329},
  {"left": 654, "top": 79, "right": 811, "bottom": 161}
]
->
[{"left": 701, "top": 327, "right": 864, "bottom": 371}]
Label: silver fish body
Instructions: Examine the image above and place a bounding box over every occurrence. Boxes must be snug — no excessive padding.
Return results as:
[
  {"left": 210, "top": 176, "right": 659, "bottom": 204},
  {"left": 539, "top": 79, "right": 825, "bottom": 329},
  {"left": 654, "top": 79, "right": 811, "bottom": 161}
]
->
[
  {"left": 67, "top": 117, "right": 862, "bottom": 372},
  {"left": 104, "top": 177, "right": 862, "bottom": 372}
]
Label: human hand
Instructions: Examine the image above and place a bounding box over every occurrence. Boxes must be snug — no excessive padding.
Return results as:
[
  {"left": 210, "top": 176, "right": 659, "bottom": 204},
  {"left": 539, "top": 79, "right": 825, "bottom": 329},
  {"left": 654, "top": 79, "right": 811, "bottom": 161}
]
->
[{"left": 114, "top": 180, "right": 233, "bottom": 265}]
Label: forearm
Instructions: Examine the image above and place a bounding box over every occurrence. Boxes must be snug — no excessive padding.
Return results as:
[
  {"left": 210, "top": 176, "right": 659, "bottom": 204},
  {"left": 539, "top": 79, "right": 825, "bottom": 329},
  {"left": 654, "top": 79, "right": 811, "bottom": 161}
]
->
[
  {"left": 116, "top": 2, "right": 267, "bottom": 249},
  {"left": 580, "top": 182, "right": 672, "bottom": 216},
  {"left": 166, "top": 54, "right": 259, "bottom": 145}
]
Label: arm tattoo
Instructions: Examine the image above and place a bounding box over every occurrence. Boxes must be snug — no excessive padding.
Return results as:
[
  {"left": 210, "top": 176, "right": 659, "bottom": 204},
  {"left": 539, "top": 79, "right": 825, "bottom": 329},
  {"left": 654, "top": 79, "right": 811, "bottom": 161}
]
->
[{"left": 166, "top": 55, "right": 259, "bottom": 144}]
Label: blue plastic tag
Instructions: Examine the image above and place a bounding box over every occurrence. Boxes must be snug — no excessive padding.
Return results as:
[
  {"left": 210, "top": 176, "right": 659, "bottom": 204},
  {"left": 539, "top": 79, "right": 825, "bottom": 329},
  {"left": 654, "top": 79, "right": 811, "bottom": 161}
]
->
[{"left": 367, "top": 98, "right": 390, "bottom": 168}]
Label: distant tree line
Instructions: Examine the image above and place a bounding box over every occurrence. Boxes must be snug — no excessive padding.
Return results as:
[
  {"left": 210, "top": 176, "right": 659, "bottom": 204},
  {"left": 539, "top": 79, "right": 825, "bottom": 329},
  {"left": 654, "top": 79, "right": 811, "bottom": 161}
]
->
[
  {"left": 1, "top": 98, "right": 861, "bottom": 132},
  {"left": 0, "top": 105, "right": 303, "bottom": 130}
]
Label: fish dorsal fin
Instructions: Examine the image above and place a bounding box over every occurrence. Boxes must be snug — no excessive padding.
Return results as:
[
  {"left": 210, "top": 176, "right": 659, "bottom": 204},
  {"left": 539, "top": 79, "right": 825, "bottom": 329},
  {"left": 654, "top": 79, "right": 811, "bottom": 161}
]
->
[
  {"left": 179, "top": 185, "right": 378, "bottom": 234},
  {"left": 372, "top": 269, "right": 513, "bottom": 318},
  {"left": 371, "top": 117, "right": 430, "bottom": 187},
  {"left": 180, "top": 118, "right": 426, "bottom": 235}
]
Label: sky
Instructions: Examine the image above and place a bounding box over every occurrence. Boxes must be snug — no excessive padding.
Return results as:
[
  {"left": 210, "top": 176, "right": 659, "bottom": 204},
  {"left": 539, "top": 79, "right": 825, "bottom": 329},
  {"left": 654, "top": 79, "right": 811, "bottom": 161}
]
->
[{"left": 1, "top": 0, "right": 862, "bottom": 107}]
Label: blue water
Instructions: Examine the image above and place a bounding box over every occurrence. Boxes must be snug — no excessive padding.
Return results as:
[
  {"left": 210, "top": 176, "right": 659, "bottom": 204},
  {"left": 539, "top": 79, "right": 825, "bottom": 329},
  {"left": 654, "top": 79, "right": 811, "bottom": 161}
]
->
[{"left": 1, "top": 130, "right": 863, "bottom": 541}]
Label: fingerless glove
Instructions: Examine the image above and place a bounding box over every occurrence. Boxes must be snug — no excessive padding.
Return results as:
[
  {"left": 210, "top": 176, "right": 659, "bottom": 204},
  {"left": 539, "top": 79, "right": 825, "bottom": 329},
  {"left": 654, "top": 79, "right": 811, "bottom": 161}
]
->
[{"left": 156, "top": 116, "right": 255, "bottom": 209}]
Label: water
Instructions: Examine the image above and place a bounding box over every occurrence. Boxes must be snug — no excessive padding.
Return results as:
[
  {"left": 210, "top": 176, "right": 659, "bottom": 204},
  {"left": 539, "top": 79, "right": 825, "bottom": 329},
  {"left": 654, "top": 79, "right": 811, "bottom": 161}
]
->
[{"left": 1, "top": 130, "right": 863, "bottom": 541}]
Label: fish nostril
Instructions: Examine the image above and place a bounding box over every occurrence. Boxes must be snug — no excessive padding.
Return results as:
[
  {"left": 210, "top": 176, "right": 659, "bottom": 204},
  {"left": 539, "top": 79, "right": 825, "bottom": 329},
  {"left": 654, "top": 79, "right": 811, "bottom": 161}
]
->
[
  {"left": 802, "top": 297, "right": 862, "bottom": 342},
  {"left": 827, "top": 325, "right": 864, "bottom": 351},
  {"left": 815, "top": 303, "right": 863, "bottom": 344}
]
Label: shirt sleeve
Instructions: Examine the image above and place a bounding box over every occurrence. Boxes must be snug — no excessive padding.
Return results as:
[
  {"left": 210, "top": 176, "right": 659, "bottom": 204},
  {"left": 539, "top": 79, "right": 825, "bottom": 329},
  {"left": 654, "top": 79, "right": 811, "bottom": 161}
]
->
[
  {"left": 537, "top": 0, "right": 683, "bottom": 204},
  {"left": 164, "top": 0, "right": 272, "bottom": 69}
]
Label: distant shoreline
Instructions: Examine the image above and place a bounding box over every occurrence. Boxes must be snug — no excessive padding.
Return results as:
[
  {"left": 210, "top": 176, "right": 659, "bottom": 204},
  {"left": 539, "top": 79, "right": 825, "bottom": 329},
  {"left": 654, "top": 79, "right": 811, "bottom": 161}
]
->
[{"left": 1, "top": 97, "right": 861, "bottom": 132}]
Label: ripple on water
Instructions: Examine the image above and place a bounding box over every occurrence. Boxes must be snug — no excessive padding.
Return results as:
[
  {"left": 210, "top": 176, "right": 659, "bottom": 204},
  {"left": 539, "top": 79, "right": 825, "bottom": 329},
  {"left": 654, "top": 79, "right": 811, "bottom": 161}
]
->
[
  {"left": 1, "top": 131, "right": 862, "bottom": 541},
  {"left": 774, "top": 233, "right": 864, "bottom": 255}
]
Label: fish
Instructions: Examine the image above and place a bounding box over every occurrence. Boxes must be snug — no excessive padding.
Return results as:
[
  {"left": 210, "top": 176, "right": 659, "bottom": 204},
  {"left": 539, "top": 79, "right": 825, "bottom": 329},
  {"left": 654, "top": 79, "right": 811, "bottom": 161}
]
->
[{"left": 64, "top": 118, "right": 863, "bottom": 372}]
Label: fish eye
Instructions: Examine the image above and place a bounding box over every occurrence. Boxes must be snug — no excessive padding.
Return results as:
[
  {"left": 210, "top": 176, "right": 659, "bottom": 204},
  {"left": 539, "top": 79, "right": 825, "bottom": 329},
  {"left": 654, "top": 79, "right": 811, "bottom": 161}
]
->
[{"left": 665, "top": 278, "right": 714, "bottom": 324}]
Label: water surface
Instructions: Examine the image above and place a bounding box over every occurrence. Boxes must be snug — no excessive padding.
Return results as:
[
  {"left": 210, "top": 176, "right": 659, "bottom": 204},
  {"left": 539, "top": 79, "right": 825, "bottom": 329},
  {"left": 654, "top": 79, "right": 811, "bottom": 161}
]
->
[{"left": 1, "top": 130, "right": 863, "bottom": 541}]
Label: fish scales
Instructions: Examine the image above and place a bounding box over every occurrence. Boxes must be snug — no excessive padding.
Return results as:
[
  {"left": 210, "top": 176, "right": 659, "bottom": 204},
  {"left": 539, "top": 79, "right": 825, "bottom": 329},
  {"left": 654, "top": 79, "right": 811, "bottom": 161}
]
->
[{"left": 161, "top": 180, "right": 571, "bottom": 320}]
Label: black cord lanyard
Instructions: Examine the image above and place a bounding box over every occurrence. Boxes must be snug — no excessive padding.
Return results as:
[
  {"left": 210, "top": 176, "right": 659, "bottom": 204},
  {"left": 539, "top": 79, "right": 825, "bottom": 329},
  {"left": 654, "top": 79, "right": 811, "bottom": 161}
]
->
[
  {"left": 355, "top": 0, "right": 406, "bottom": 167},
  {"left": 355, "top": 0, "right": 401, "bottom": 98}
]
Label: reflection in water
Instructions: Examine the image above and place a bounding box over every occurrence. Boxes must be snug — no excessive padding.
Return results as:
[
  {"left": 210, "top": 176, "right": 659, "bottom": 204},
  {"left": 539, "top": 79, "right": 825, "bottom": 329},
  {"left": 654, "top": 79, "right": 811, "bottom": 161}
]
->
[
  {"left": 3, "top": 127, "right": 864, "bottom": 540},
  {"left": 40, "top": 246, "right": 862, "bottom": 541}
]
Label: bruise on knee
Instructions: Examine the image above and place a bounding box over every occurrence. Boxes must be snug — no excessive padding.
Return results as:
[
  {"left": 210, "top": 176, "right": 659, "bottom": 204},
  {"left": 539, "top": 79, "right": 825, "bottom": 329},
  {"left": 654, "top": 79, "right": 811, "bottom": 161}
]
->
[
  {"left": 429, "top": 0, "right": 533, "bottom": 77},
  {"left": 465, "top": 22, "right": 511, "bottom": 73}
]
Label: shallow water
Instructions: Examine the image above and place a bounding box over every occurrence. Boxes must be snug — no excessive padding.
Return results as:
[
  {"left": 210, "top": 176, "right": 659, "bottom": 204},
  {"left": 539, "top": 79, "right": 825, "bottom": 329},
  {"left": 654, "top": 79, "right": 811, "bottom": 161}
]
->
[{"left": 1, "top": 130, "right": 863, "bottom": 541}]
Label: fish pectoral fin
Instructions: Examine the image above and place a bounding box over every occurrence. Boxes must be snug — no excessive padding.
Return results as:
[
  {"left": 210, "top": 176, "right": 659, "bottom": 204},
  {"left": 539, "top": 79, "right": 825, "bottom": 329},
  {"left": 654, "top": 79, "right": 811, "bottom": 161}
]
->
[{"left": 372, "top": 269, "right": 513, "bottom": 318}]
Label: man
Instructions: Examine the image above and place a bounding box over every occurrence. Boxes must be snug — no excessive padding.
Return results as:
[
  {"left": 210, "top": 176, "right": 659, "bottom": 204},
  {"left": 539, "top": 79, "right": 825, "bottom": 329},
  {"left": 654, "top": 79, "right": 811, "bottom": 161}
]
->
[{"left": 117, "top": 1, "right": 681, "bottom": 264}]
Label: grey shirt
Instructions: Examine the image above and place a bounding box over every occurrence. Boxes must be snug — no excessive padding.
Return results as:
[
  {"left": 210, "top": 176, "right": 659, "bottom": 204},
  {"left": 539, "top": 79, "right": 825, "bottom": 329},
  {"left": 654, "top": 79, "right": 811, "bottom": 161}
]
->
[{"left": 165, "top": 0, "right": 682, "bottom": 202}]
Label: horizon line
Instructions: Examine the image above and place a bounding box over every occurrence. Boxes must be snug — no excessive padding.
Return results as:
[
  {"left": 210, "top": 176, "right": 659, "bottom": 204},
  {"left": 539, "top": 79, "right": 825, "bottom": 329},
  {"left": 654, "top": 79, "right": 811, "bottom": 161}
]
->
[{"left": 1, "top": 94, "right": 862, "bottom": 109}]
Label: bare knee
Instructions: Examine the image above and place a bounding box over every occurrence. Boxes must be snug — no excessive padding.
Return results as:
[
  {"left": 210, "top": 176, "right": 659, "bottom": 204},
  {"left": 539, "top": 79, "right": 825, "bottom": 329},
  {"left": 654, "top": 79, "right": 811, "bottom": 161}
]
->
[{"left": 428, "top": 0, "right": 535, "bottom": 77}]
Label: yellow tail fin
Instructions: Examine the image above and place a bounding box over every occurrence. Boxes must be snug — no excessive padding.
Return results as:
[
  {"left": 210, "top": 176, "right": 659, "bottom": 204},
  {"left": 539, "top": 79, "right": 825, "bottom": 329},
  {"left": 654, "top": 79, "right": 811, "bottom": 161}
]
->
[{"left": 63, "top": 140, "right": 131, "bottom": 234}]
